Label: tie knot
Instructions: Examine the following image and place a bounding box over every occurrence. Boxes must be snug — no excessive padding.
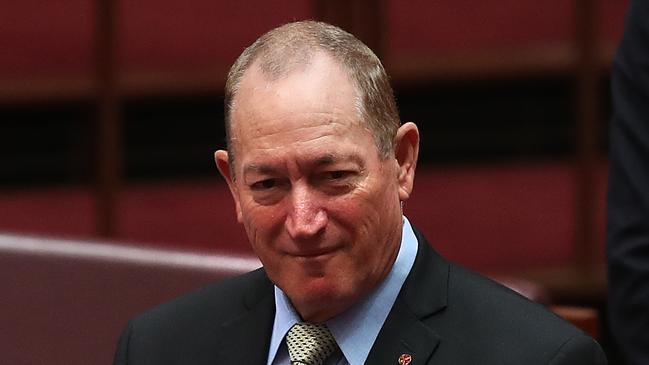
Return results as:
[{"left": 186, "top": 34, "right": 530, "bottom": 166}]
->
[{"left": 286, "top": 322, "right": 337, "bottom": 365}]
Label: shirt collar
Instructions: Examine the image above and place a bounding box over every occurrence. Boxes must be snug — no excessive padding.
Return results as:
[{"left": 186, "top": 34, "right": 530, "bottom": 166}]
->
[{"left": 266, "top": 216, "right": 419, "bottom": 365}]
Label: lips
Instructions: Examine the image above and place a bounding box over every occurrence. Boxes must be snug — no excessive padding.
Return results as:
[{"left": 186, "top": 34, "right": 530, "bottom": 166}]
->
[{"left": 288, "top": 246, "right": 340, "bottom": 258}]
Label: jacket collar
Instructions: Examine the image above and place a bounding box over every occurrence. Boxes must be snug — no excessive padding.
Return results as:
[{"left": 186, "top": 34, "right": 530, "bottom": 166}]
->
[{"left": 365, "top": 228, "right": 449, "bottom": 365}]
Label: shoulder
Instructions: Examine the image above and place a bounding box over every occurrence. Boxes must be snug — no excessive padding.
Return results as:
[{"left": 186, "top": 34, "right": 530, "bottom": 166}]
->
[
  {"left": 446, "top": 263, "right": 577, "bottom": 336},
  {"left": 114, "top": 268, "right": 273, "bottom": 364},
  {"left": 440, "top": 262, "right": 605, "bottom": 363},
  {"left": 408, "top": 229, "right": 605, "bottom": 363},
  {"left": 131, "top": 268, "right": 271, "bottom": 330},
  {"left": 410, "top": 228, "right": 582, "bottom": 342}
]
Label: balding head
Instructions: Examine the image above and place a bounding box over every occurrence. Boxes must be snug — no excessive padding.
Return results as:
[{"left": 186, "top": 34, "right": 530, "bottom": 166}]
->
[{"left": 224, "top": 21, "right": 400, "bottom": 167}]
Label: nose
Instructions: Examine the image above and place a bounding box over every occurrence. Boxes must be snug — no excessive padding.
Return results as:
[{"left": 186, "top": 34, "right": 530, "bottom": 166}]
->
[{"left": 285, "top": 185, "right": 328, "bottom": 240}]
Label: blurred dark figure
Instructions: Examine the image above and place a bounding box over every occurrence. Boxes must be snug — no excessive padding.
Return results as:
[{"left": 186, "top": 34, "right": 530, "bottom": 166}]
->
[{"left": 607, "top": 1, "right": 649, "bottom": 364}]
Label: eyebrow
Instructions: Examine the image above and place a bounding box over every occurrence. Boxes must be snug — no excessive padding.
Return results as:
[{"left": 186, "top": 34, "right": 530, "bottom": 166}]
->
[
  {"left": 313, "top": 153, "right": 364, "bottom": 168},
  {"left": 242, "top": 153, "right": 365, "bottom": 176},
  {"left": 314, "top": 154, "right": 335, "bottom": 167},
  {"left": 243, "top": 164, "right": 278, "bottom": 176}
]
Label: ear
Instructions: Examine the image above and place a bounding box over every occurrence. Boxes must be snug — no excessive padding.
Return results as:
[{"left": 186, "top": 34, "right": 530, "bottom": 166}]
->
[
  {"left": 394, "top": 122, "right": 419, "bottom": 202},
  {"left": 215, "top": 150, "right": 243, "bottom": 223}
]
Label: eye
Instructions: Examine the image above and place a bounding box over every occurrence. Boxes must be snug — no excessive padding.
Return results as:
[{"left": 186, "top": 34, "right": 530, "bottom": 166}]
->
[
  {"left": 319, "top": 170, "right": 356, "bottom": 184},
  {"left": 327, "top": 171, "right": 348, "bottom": 180},
  {"left": 316, "top": 170, "right": 357, "bottom": 194},
  {"left": 251, "top": 179, "right": 277, "bottom": 190}
]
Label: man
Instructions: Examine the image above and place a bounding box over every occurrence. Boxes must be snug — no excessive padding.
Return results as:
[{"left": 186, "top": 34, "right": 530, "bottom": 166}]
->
[
  {"left": 607, "top": 0, "right": 649, "bottom": 364},
  {"left": 114, "top": 21, "right": 606, "bottom": 364}
]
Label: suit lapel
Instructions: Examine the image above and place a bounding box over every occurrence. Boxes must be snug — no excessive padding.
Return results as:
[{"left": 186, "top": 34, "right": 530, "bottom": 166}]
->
[
  {"left": 366, "top": 229, "right": 449, "bottom": 365},
  {"left": 217, "top": 270, "right": 276, "bottom": 365},
  {"left": 365, "top": 296, "right": 440, "bottom": 365}
]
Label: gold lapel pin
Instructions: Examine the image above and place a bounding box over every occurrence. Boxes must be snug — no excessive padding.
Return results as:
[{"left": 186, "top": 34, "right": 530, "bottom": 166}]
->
[{"left": 398, "top": 353, "right": 412, "bottom": 365}]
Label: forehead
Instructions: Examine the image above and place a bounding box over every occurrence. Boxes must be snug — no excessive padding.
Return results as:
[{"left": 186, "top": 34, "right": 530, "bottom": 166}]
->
[{"left": 229, "top": 53, "right": 371, "bottom": 159}]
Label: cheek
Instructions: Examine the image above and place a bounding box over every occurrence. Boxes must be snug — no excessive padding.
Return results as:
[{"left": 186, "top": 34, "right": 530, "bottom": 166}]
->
[
  {"left": 338, "top": 175, "right": 399, "bottom": 218},
  {"left": 331, "top": 177, "right": 401, "bottom": 252},
  {"left": 240, "top": 200, "right": 285, "bottom": 247},
  {"left": 329, "top": 189, "right": 394, "bottom": 242}
]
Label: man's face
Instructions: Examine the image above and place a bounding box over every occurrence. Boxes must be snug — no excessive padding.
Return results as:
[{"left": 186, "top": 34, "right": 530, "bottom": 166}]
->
[{"left": 216, "top": 53, "right": 414, "bottom": 322}]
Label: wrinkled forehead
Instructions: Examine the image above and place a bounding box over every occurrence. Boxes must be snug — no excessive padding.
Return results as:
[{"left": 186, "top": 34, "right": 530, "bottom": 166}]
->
[
  {"left": 233, "top": 51, "right": 356, "bottom": 107},
  {"left": 229, "top": 53, "right": 364, "bottom": 144}
]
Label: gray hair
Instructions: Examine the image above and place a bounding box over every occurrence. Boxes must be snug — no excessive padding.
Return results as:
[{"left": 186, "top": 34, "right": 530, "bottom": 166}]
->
[{"left": 224, "top": 20, "right": 400, "bottom": 166}]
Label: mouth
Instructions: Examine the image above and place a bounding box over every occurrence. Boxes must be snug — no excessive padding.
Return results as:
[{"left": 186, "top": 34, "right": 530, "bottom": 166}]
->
[{"left": 289, "top": 246, "right": 340, "bottom": 259}]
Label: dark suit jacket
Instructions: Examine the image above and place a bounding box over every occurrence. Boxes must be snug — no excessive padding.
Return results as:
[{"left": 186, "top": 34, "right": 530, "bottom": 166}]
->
[
  {"left": 114, "top": 230, "right": 606, "bottom": 364},
  {"left": 607, "top": 1, "right": 649, "bottom": 364}
]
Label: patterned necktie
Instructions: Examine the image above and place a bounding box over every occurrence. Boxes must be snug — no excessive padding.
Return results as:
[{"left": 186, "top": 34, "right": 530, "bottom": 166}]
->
[{"left": 286, "top": 322, "right": 338, "bottom": 365}]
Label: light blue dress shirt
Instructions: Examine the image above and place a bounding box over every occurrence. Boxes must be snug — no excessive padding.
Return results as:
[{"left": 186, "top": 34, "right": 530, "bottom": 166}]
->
[{"left": 266, "top": 216, "right": 419, "bottom": 365}]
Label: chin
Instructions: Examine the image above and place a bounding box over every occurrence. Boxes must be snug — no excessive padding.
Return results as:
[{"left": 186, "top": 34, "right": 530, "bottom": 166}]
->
[
  {"left": 293, "top": 276, "right": 342, "bottom": 301},
  {"left": 286, "top": 276, "right": 361, "bottom": 321}
]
